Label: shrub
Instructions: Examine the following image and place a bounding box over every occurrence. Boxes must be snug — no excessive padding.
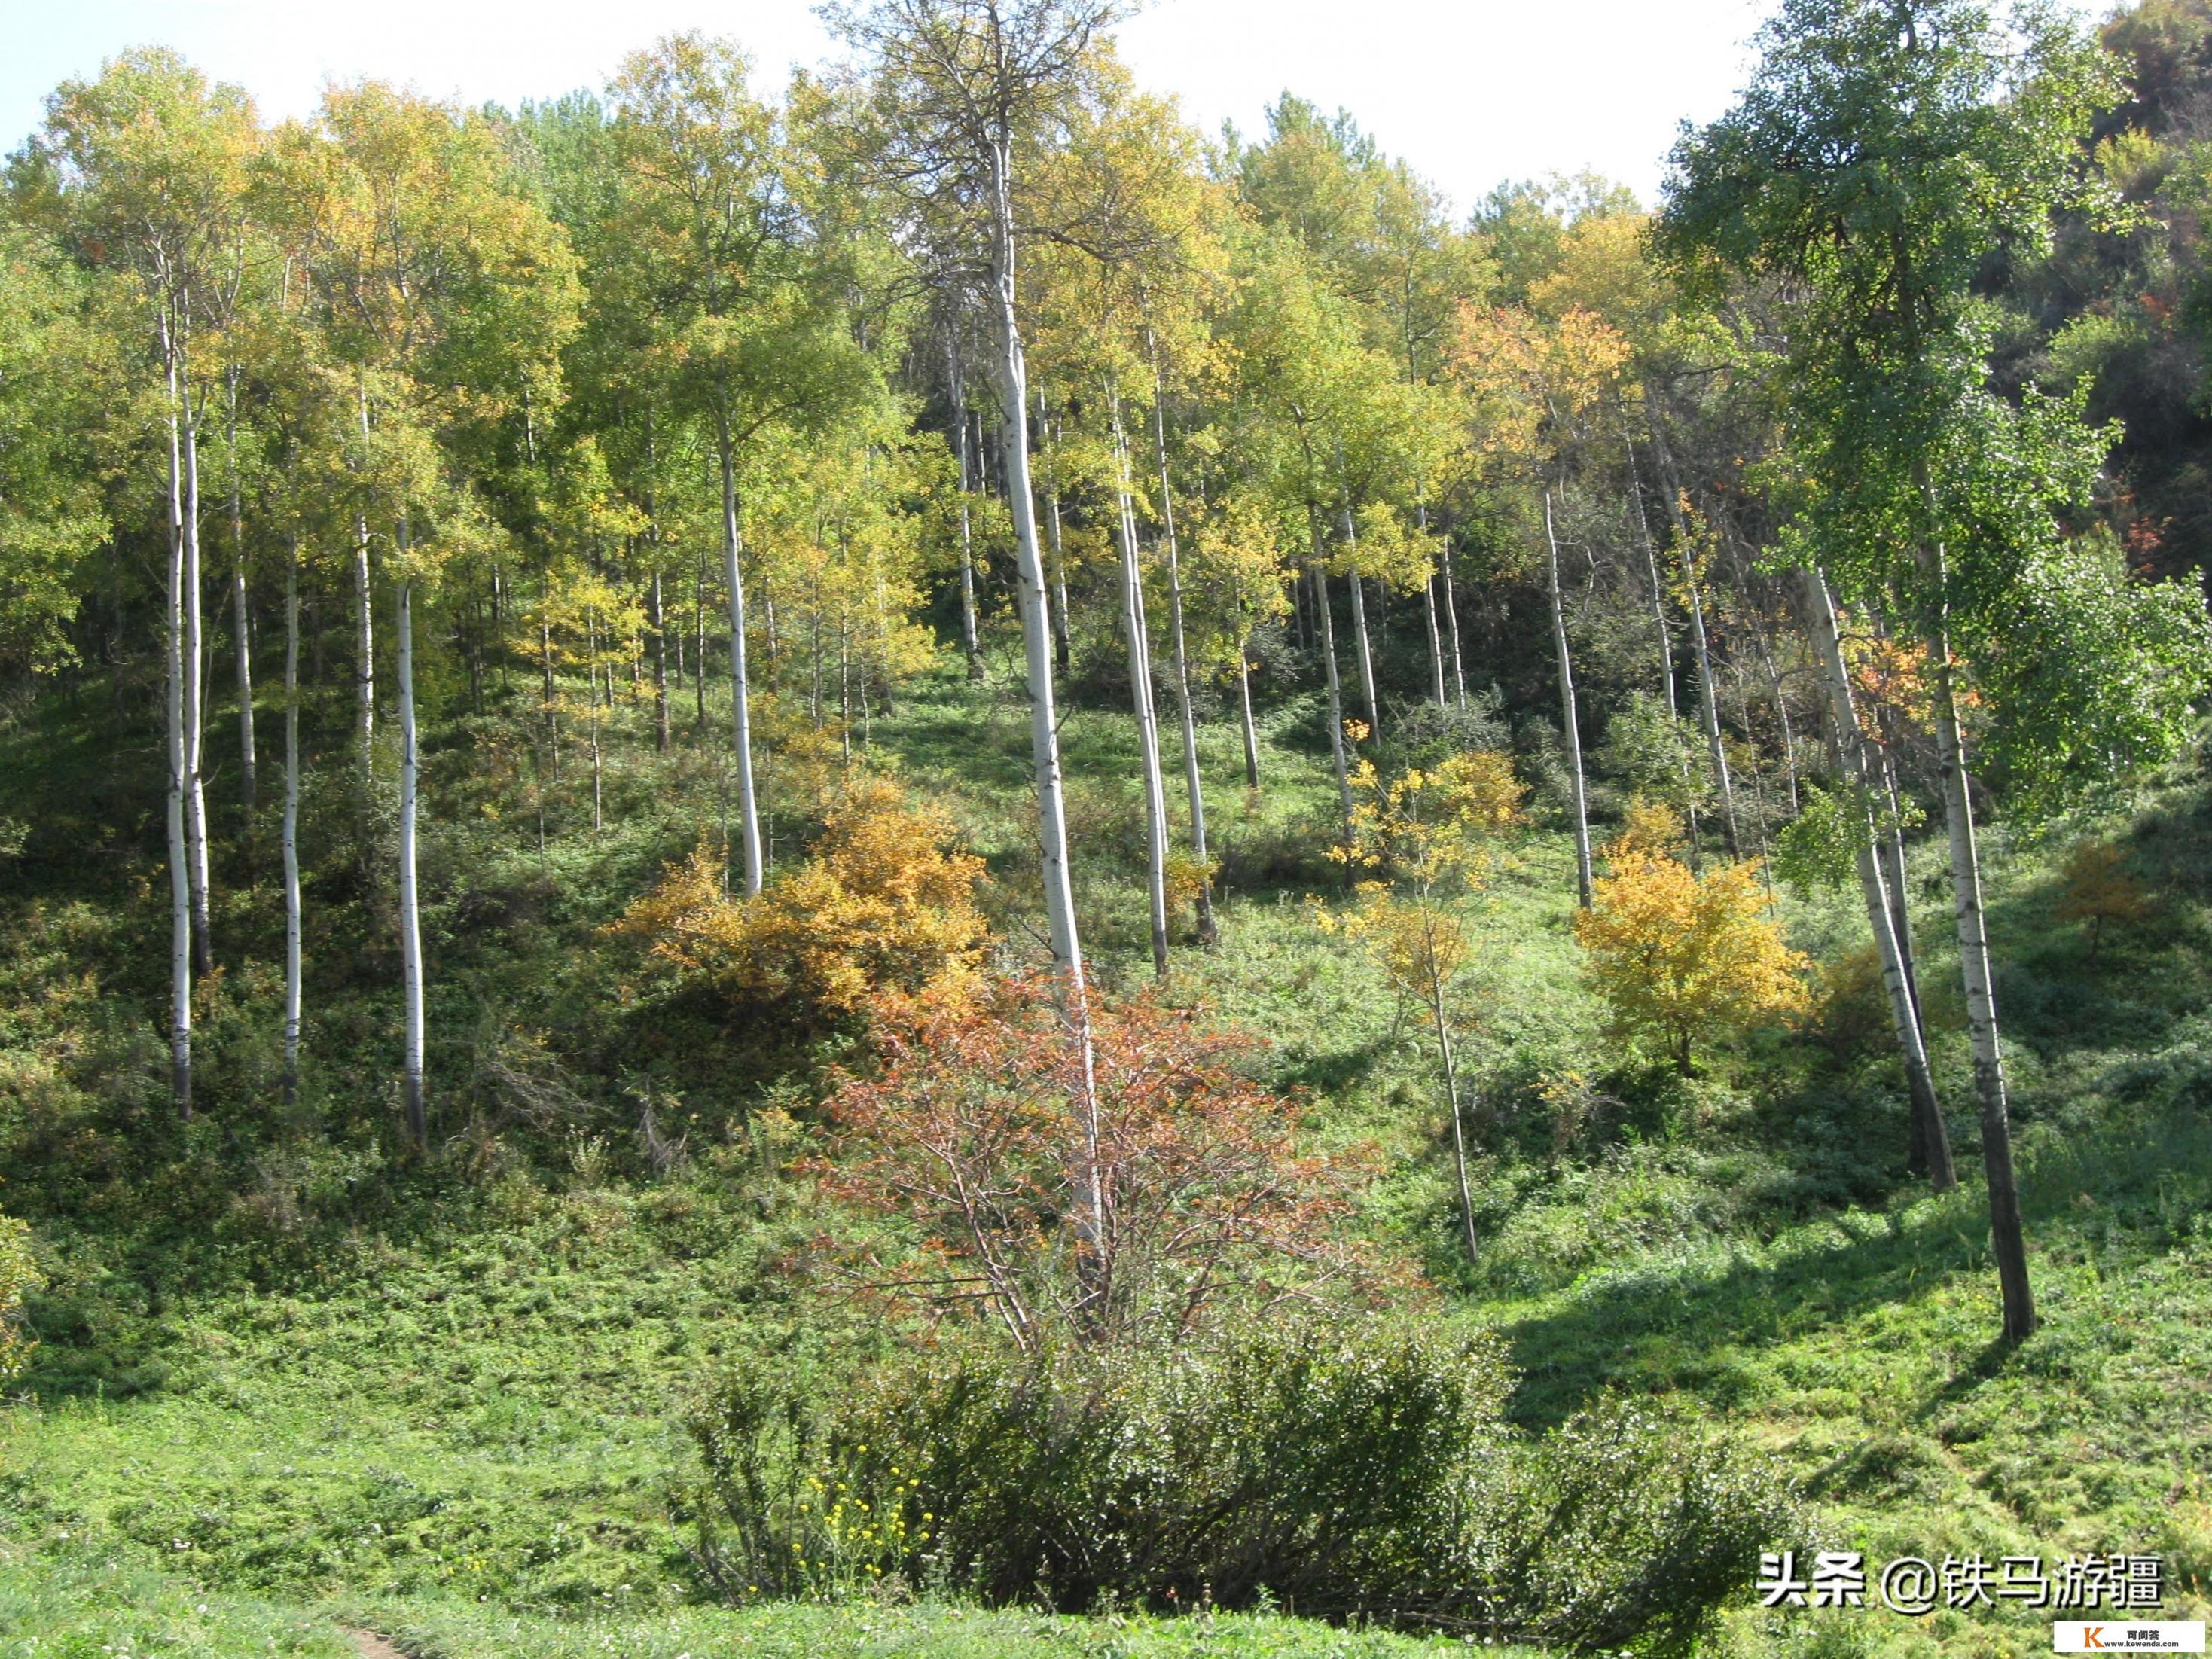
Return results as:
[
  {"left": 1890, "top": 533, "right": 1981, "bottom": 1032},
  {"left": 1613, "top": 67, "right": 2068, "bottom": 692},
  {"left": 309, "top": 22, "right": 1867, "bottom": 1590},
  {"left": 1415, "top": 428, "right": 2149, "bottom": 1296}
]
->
[
  {"left": 0, "top": 1209, "right": 39, "bottom": 1385},
  {"left": 689, "top": 1324, "right": 1796, "bottom": 1651},
  {"left": 612, "top": 779, "right": 987, "bottom": 1029},
  {"left": 813, "top": 980, "right": 1387, "bottom": 1346},
  {"left": 693, "top": 1322, "right": 1511, "bottom": 1615},
  {"left": 1576, "top": 812, "right": 1810, "bottom": 1074},
  {"left": 1472, "top": 1397, "right": 1799, "bottom": 1655},
  {"left": 2055, "top": 837, "right": 2153, "bottom": 962}
]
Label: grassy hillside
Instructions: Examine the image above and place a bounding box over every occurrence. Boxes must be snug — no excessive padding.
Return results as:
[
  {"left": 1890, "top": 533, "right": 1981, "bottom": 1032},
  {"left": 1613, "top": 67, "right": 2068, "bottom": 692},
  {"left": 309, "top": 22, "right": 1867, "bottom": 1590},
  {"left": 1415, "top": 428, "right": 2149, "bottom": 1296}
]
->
[{"left": 2, "top": 666, "right": 2209, "bottom": 1657}]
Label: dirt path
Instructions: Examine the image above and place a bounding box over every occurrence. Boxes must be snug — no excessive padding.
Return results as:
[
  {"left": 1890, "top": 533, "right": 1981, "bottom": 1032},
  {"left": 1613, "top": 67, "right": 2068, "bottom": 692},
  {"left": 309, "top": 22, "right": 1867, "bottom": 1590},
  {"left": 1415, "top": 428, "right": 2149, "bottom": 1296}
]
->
[{"left": 342, "top": 1630, "right": 406, "bottom": 1659}]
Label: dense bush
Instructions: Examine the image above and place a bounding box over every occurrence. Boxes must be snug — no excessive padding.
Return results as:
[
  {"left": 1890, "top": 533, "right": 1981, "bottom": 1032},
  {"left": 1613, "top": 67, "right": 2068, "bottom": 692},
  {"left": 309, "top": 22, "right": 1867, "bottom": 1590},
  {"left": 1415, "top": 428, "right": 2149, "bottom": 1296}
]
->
[
  {"left": 689, "top": 1321, "right": 1795, "bottom": 1654},
  {"left": 0, "top": 1208, "right": 39, "bottom": 1384}
]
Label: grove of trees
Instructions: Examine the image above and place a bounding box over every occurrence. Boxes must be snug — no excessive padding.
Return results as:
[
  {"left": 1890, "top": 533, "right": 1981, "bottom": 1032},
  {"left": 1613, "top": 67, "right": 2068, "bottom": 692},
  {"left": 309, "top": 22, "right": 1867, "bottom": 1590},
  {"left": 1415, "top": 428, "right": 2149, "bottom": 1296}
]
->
[{"left": 6, "top": 0, "right": 2212, "bottom": 1395}]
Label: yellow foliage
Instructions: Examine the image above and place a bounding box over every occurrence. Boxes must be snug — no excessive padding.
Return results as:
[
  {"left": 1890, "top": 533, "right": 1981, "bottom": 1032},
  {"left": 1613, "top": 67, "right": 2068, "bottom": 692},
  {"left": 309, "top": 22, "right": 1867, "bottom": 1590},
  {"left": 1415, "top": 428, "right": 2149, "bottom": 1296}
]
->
[
  {"left": 614, "top": 781, "right": 987, "bottom": 1023},
  {"left": 1612, "top": 797, "right": 1687, "bottom": 857},
  {"left": 1165, "top": 852, "right": 1219, "bottom": 925},
  {"left": 0, "top": 1211, "right": 38, "bottom": 1387},
  {"left": 1317, "top": 752, "right": 1525, "bottom": 1026},
  {"left": 1315, "top": 880, "right": 1470, "bottom": 1008},
  {"left": 2055, "top": 839, "right": 2151, "bottom": 961},
  {"left": 1336, "top": 750, "right": 1528, "bottom": 887},
  {"left": 1574, "top": 829, "right": 1809, "bottom": 1074},
  {"left": 1448, "top": 303, "right": 1631, "bottom": 473}
]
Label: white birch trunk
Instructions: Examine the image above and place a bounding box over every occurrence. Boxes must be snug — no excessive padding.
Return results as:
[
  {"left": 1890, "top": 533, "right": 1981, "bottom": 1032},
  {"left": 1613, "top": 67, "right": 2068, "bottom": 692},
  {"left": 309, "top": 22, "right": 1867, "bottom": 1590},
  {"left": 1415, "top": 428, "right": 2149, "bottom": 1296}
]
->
[
  {"left": 227, "top": 377, "right": 256, "bottom": 817},
  {"left": 163, "top": 335, "right": 193, "bottom": 1118},
  {"left": 1147, "top": 352, "right": 1215, "bottom": 946},
  {"left": 397, "top": 563, "right": 427, "bottom": 1149},
  {"left": 1439, "top": 541, "right": 1468, "bottom": 709},
  {"left": 182, "top": 382, "right": 212, "bottom": 977},
  {"left": 282, "top": 544, "right": 302, "bottom": 1105},
  {"left": 716, "top": 410, "right": 764, "bottom": 898},
  {"left": 1545, "top": 491, "right": 1594, "bottom": 908},
  {"left": 1804, "top": 567, "right": 1953, "bottom": 1190},
  {"left": 1237, "top": 642, "right": 1261, "bottom": 791},
  {"left": 1339, "top": 506, "right": 1380, "bottom": 736},
  {"left": 355, "top": 385, "right": 374, "bottom": 762},
  {"left": 986, "top": 136, "right": 1103, "bottom": 1310},
  {"left": 1039, "top": 383, "right": 1072, "bottom": 674},
  {"left": 1416, "top": 500, "right": 1447, "bottom": 710},
  {"left": 1112, "top": 407, "right": 1171, "bottom": 979},
  {"left": 949, "top": 334, "right": 983, "bottom": 681},
  {"left": 1311, "top": 551, "right": 1354, "bottom": 846}
]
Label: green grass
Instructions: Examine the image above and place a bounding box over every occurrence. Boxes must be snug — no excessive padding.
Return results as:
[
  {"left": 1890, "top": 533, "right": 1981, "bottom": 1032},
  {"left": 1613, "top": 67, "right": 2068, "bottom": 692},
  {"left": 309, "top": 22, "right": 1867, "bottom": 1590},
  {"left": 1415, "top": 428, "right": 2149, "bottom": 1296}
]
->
[{"left": 6, "top": 657, "right": 2212, "bottom": 1655}]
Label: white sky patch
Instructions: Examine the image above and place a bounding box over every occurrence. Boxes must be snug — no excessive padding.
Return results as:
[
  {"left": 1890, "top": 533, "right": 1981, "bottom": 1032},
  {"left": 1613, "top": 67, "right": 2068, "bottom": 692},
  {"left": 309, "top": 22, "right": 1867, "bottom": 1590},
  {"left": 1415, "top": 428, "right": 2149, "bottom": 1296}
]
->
[{"left": 4, "top": 0, "right": 2099, "bottom": 215}]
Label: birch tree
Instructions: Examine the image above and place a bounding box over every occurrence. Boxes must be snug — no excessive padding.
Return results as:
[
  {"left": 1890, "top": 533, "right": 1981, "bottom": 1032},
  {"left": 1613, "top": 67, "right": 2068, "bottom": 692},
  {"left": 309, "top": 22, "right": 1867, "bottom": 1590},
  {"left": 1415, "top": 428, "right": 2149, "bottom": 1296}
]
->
[
  {"left": 1450, "top": 302, "right": 1630, "bottom": 909},
  {"left": 283, "top": 81, "right": 578, "bottom": 1147},
  {"left": 32, "top": 51, "right": 257, "bottom": 1113},
  {"left": 827, "top": 0, "right": 1127, "bottom": 1315},
  {"left": 1665, "top": 0, "right": 2155, "bottom": 1344},
  {"left": 609, "top": 35, "right": 874, "bottom": 897}
]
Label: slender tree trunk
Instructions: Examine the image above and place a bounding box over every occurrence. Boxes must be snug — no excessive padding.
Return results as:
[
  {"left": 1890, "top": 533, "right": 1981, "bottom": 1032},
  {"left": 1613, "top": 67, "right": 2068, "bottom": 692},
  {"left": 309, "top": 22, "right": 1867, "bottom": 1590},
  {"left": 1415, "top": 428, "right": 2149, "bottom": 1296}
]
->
[
  {"left": 1805, "top": 567, "right": 1952, "bottom": 1190},
  {"left": 282, "top": 544, "right": 302, "bottom": 1108},
  {"left": 396, "top": 563, "right": 427, "bottom": 1151},
  {"left": 1911, "top": 520, "right": 2033, "bottom": 1339},
  {"left": 1545, "top": 490, "right": 1594, "bottom": 908},
  {"left": 1680, "top": 526, "right": 1739, "bottom": 858},
  {"left": 694, "top": 544, "right": 707, "bottom": 733},
  {"left": 986, "top": 138, "right": 1103, "bottom": 1310},
  {"left": 1310, "top": 548, "right": 1353, "bottom": 846},
  {"left": 1873, "top": 727, "right": 1924, "bottom": 1027},
  {"left": 540, "top": 612, "right": 559, "bottom": 777},
  {"left": 1932, "top": 639, "right": 2033, "bottom": 1340},
  {"left": 1112, "top": 404, "right": 1171, "bottom": 978},
  {"left": 1440, "top": 540, "right": 1468, "bottom": 709},
  {"left": 1652, "top": 432, "right": 1740, "bottom": 855},
  {"left": 716, "top": 409, "right": 764, "bottom": 897},
  {"left": 1039, "top": 384, "right": 1072, "bottom": 675},
  {"left": 227, "top": 374, "right": 256, "bottom": 818},
  {"left": 180, "top": 383, "right": 213, "bottom": 979},
  {"left": 1626, "top": 433, "right": 1707, "bottom": 860},
  {"left": 1624, "top": 430, "right": 1680, "bottom": 718},
  {"left": 355, "top": 384, "right": 374, "bottom": 764},
  {"left": 949, "top": 334, "right": 984, "bottom": 681},
  {"left": 651, "top": 569, "right": 670, "bottom": 754},
  {"left": 1149, "top": 346, "right": 1215, "bottom": 945},
  {"left": 1237, "top": 640, "right": 1261, "bottom": 790},
  {"left": 1428, "top": 945, "right": 1478, "bottom": 1264},
  {"left": 1338, "top": 506, "right": 1380, "bottom": 735},
  {"left": 1423, "top": 577, "right": 1448, "bottom": 709},
  {"left": 163, "top": 339, "right": 192, "bottom": 1119}
]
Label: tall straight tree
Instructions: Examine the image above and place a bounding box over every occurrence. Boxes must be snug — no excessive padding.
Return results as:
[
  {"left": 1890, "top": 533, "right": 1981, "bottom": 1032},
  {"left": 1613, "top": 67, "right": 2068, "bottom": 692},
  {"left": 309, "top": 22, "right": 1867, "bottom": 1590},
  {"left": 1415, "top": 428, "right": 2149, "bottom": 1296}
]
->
[
  {"left": 281, "top": 81, "right": 578, "bottom": 1146},
  {"left": 609, "top": 34, "right": 874, "bottom": 897},
  {"left": 1802, "top": 566, "right": 1954, "bottom": 1188},
  {"left": 1665, "top": 0, "right": 2178, "bottom": 1344},
  {"left": 828, "top": 0, "right": 1125, "bottom": 1312},
  {"left": 1450, "top": 301, "right": 1629, "bottom": 910},
  {"left": 32, "top": 50, "right": 258, "bottom": 1113}
]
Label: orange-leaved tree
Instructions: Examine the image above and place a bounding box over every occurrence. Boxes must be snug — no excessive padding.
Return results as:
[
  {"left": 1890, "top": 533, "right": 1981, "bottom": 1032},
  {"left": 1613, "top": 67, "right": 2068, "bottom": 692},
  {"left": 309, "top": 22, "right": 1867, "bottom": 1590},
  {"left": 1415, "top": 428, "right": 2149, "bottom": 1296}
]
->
[
  {"left": 614, "top": 779, "right": 987, "bottom": 1029},
  {"left": 1574, "top": 803, "right": 1808, "bottom": 1075},
  {"left": 814, "top": 980, "right": 1388, "bottom": 1351}
]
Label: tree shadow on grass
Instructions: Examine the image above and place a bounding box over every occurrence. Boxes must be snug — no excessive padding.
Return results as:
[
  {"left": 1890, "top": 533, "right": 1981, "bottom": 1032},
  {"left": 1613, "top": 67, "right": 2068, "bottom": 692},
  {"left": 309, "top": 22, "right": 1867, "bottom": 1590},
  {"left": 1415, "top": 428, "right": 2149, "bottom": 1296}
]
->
[
  {"left": 1498, "top": 1104, "right": 2212, "bottom": 1433},
  {"left": 1270, "top": 1035, "right": 1394, "bottom": 1102}
]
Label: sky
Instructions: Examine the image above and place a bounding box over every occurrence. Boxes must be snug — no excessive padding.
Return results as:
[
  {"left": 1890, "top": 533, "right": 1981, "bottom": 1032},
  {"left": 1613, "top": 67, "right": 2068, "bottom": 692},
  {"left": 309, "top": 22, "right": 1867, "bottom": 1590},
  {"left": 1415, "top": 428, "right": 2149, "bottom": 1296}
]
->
[{"left": 0, "top": 0, "right": 2091, "bottom": 215}]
